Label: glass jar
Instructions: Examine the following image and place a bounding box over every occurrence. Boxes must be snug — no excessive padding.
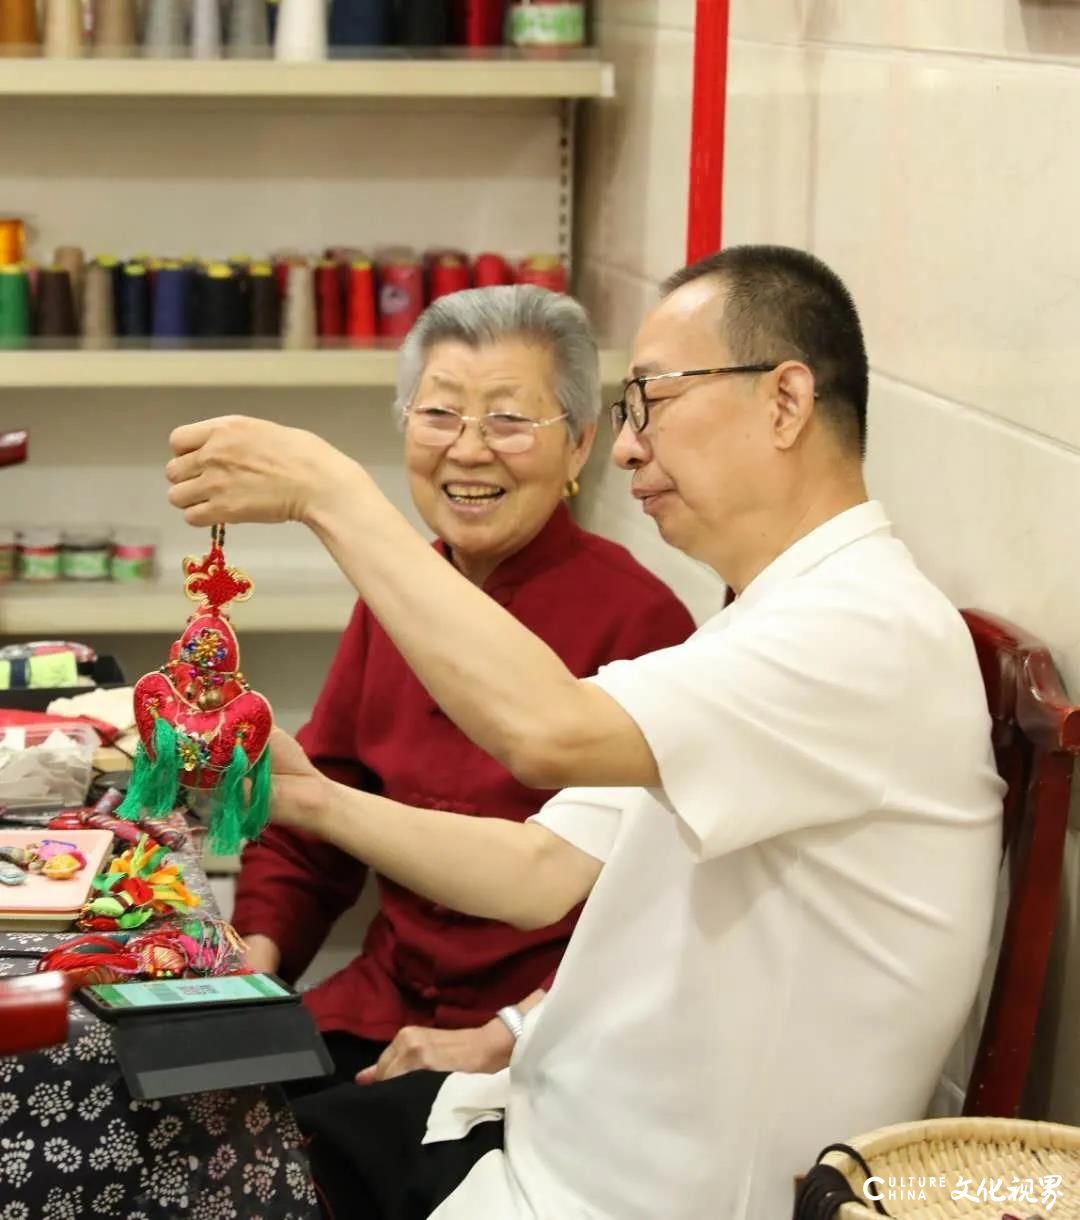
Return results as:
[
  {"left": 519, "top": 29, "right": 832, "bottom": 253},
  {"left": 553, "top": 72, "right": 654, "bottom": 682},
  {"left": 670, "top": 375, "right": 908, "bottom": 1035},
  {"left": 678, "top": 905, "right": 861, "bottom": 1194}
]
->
[
  {"left": 60, "top": 528, "right": 113, "bottom": 582},
  {"left": 110, "top": 528, "right": 157, "bottom": 583},
  {"left": 17, "top": 528, "right": 61, "bottom": 582}
]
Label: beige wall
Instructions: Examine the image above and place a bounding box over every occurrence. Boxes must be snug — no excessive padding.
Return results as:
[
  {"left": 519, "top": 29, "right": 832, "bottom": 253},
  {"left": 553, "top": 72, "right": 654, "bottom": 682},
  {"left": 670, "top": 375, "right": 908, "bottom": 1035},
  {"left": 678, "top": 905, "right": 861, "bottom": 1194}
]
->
[{"left": 578, "top": 1, "right": 1080, "bottom": 1121}]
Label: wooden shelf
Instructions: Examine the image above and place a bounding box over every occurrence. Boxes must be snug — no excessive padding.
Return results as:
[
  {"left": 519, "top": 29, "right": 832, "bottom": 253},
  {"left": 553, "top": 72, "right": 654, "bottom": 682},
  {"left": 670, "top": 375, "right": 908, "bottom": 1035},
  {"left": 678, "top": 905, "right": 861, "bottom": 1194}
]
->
[
  {"left": 0, "top": 346, "right": 628, "bottom": 388},
  {"left": 0, "top": 577, "right": 356, "bottom": 635},
  {"left": 0, "top": 55, "right": 615, "bottom": 101}
]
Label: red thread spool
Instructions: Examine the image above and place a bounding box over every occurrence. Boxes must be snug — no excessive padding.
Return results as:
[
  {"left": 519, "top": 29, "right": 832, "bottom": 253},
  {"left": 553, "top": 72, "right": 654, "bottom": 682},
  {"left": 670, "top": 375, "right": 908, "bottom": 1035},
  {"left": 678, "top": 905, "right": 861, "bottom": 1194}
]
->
[
  {"left": 516, "top": 254, "right": 568, "bottom": 294},
  {"left": 457, "top": 0, "right": 504, "bottom": 46},
  {"left": 273, "top": 258, "right": 297, "bottom": 299},
  {"left": 346, "top": 260, "right": 377, "bottom": 341},
  {"left": 377, "top": 256, "right": 425, "bottom": 340},
  {"left": 472, "top": 252, "right": 512, "bottom": 288},
  {"left": 430, "top": 255, "right": 471, "bottom": 301},
  {"left": 315, "top": 260, "right": 345, "bottom": 337}
]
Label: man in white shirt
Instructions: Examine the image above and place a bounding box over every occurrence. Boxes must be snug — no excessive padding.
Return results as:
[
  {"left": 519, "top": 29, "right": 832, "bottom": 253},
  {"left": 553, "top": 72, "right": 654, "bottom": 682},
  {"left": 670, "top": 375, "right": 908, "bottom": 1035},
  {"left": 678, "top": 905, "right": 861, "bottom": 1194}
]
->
[{"left": 166, "top": 245, "right": 1003, "bottom": 1219}]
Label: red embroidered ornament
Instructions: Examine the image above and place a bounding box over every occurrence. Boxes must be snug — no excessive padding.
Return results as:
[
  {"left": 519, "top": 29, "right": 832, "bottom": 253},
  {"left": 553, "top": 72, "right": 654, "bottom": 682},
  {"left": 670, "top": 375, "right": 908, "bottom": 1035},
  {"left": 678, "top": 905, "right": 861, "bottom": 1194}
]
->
[{"left": 117, "top": 526, "right": 273, "bottom": 854}]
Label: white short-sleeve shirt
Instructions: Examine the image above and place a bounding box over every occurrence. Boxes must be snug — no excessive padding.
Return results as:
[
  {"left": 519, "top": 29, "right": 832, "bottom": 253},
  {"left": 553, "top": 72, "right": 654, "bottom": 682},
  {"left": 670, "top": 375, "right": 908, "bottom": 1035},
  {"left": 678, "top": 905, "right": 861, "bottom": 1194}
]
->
[{"left": 429, "top": 501, "right": 1004, "bottom": 1220}]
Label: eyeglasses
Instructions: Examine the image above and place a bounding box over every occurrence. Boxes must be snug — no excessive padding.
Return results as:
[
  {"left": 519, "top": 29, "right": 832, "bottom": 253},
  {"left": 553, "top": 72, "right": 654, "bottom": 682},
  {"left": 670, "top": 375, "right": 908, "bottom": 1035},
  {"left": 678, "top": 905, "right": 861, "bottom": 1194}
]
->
[
  {"left": 609, "top": 364, "right": 780, "bottom": 435},
  {"left": 405, "top": 405, "right": 570, "bottom": 455}
]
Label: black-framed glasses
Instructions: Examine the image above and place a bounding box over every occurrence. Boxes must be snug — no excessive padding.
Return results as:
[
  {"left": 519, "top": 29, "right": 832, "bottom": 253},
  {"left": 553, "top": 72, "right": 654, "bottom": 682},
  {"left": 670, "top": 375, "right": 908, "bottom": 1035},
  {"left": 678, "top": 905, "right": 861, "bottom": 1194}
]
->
[
  {"left": 609, "top": 364, "right": 780, "bottom": 435},
  {"left": 405, "top": 405, "right": 570, "bottom": 454}
]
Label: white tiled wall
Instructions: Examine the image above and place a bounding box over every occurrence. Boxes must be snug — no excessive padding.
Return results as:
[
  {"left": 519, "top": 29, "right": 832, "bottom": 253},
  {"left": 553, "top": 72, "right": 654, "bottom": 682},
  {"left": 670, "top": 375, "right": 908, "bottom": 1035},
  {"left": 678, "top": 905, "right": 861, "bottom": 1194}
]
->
[{"left": 576, "top": 0, "right": 1080, "bottom": 1123}]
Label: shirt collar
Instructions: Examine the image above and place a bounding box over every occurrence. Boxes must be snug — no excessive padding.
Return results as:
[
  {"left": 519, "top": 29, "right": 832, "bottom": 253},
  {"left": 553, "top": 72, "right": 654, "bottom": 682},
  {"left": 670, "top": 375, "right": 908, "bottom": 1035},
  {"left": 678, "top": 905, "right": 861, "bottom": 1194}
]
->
[
  {"left": 729, "top": 500, "right": 892, "bottom": 617},
  {"left": 436, "top": 501, "right": 580, "bottom": 602}
]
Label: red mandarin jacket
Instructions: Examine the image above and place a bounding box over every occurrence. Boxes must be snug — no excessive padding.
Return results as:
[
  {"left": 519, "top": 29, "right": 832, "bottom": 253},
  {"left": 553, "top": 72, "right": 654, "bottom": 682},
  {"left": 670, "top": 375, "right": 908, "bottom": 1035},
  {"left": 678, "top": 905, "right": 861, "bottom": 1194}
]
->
[{"left": 231, "top": 505, "right": 695, "bottom": 1041}]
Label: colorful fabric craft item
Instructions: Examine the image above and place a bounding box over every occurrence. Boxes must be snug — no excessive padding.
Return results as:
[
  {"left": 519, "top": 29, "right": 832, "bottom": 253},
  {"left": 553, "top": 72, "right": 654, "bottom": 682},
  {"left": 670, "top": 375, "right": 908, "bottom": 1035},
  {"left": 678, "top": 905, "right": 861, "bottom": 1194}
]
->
[
  {"left": 49, "top": 803, "right": 190, "bottom": 851},
  {"left": 37, "top": 919, "right": 248, "bottom": 984},
  {"left": 78, "top": 834, "right": 200, "bottom": 931},
  {"left": 0, "top": 839, "right": 87, "bottom": 883},
  {"left": 117, "top": 525, "right": 273, "bottom": 855}
]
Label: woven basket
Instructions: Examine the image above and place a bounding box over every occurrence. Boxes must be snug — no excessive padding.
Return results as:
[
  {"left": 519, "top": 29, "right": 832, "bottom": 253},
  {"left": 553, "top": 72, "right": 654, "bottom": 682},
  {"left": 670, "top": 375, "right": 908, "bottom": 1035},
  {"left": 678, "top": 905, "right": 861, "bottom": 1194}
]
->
[{"left": 819, "top": 1117, "right": 1080, "bottom": 1219}]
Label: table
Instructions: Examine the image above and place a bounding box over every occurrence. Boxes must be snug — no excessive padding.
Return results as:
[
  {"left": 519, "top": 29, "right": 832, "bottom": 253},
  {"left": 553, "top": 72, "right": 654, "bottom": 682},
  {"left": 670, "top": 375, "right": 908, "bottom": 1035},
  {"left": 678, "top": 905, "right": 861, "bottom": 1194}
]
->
[{"left": 0, "top": 830, "right": 320, "bottom": 1220}]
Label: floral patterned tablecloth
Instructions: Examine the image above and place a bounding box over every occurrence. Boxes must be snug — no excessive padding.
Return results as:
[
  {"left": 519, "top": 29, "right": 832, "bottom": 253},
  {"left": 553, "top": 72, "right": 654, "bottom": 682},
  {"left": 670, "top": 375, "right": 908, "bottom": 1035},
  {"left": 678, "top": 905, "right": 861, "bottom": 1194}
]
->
[{"left": 0, "top": 836, "right": 320, "bottom": 1220}]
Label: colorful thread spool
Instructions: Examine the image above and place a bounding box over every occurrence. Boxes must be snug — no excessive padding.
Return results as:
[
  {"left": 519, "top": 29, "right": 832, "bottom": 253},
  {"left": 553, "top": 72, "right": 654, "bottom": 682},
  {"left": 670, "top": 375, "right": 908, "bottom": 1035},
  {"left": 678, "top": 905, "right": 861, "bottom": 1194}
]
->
[
  {"left": 92, "top": 0, "right": 139, "bottom": 56},
  {"left": 81, "top": 260, "right": 116, "bottom": 348},
  {"left": 199, "top": 263, "right": 245, "bottom": 342},
  {"left": 35, "top": 267, "right": 78, "bottom": 338},
  {"left": 282, "top": 262, "right": 316, "bottom": 349},
  {"left": 143, "top": 0, "right": 187, "bottom": 58},
  {"left": 346, "top": 260, "right": 377, "bottom": 342},
  {"left": 0, "top": 0, "right": 40, "bottom": 57},
  {"left": 0, "top": 219, "right": 26, "bottom": 267},
  {"left": 516, "top": 253, "right": 568, "bottom": 293},
  {"left": 0, "top": 266, "right": 31, "bottom": 347},
  {"left": 399, "top": 0, "right": 450, "bottom": 45},
  {"left": 227, "top": 0, "right": 271, "bottom": 57},
  {"left": 152, "top": 264, "right": 194, "bottom": 341},
  {"left": 119, "top": 263, "right": 151, "bottom": 336},
  {"left": 53, "top": 246, "right": 85, "bottom": 324},
  {"left": 329, "top": 0, "right": 393, "bottom": 47},
  {"left": 430, "top": 254, "right": 471, "bottom": 301},
  {"left": 191, "top": 0, "right": 222, "bottom": 59},
  {"left": 274, "top": 0, "right": 326, "bottom": 60},
  {"left": 377, "top": 255, "right": 425, "bottom": 339},
  {"left": 472, "top": 252, "right": 512, "bottom": 287},
  {"left": 456, "top": 0, "right": 504, "bottom": 47},
  {"left": 315, "top": 261, "right": 345, "bottom": 338},
  {"left": 42, "top": 0, "right": 84, "bottom": 57},
  {"left": 248, "top": 261, "right": 280, "bottom": 339}
]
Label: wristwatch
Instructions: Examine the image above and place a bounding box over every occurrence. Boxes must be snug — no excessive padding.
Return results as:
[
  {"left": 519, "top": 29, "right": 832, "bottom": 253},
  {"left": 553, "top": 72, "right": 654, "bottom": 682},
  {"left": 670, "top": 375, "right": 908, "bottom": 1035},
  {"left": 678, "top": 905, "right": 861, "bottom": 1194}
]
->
[{"left": 495, "top": 1004, "right": 526, "bottom": 1042}]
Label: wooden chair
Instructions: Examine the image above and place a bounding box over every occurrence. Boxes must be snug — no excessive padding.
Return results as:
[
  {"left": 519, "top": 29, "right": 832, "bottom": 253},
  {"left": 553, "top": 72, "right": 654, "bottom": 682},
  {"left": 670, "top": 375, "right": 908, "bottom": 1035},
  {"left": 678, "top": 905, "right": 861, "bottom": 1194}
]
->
[{"left": 960, "top": 609, "right": 1080, "bottom": 1116}]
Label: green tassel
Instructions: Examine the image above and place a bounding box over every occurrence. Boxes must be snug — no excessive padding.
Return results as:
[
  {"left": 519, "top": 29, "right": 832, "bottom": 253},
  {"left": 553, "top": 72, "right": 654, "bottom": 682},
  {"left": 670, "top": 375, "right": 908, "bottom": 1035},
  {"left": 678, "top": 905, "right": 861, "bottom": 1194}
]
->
[
  {"left": 241, "top": 748, "right": 272, "bottom": 842},
  {"left": 207, "top": 744, "right": 250, "bottom": 857},
  {"left": 117, "top": 718, "right": 181, "bottom": 819}
]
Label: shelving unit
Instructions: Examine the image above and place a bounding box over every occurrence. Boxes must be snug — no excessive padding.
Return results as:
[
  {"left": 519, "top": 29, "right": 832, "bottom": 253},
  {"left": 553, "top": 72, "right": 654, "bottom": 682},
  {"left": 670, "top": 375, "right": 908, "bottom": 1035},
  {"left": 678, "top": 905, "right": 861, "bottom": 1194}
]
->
[
  {"left": 0, "top": 576, "right": 355, "bottom": 635},
  {"left": 0, "top": 51, "right": 618, "bottom": 638},
  {"left": 0, "top": 346, "right": 627, "bottom": 389},
  {"left": 0, "top": 54, "right": 614, "bottom": 102}
]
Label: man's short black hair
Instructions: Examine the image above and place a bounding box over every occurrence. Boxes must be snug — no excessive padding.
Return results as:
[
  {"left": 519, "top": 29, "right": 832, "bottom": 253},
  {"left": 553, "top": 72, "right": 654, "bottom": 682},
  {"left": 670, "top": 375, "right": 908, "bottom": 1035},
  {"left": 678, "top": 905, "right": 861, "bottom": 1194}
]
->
[{"left": 663, "top": 245, "right": 869, "bottom": 454}]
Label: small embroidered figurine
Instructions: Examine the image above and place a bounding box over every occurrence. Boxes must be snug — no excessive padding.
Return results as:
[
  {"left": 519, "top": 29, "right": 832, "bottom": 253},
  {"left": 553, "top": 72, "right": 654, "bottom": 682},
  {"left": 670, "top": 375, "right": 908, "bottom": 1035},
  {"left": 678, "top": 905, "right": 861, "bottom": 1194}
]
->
[{"left": 117, "top": 526, "right": 273, "bottom": 854}]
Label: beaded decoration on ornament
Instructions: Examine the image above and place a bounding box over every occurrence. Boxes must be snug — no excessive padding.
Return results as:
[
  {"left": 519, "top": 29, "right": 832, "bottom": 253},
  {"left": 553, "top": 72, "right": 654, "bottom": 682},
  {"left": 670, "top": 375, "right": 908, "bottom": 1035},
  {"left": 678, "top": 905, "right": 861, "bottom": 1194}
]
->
[{"left": 117, "top": 526, "right": 273, "bottom": 854}]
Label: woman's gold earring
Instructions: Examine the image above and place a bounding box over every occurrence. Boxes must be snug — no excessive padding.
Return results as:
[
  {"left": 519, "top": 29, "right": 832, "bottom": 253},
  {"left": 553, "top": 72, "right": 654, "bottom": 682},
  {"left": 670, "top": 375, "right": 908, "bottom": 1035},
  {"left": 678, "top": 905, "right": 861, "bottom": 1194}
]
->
[{"left": 564, "top": 477, "right": 580, "bottom": 499}]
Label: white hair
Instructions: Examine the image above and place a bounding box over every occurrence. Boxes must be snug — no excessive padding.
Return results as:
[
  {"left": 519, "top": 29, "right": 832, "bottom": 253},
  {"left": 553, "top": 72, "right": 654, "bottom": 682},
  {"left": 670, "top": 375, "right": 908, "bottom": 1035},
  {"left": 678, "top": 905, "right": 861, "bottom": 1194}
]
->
[{"left": 393, "top": 285, "right": 600, "bottom": 438}]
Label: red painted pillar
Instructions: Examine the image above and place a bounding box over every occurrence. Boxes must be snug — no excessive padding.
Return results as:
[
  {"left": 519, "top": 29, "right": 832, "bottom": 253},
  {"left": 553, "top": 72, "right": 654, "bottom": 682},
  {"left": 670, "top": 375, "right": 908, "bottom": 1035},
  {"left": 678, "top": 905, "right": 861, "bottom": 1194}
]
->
[{"left": 686, "top": 0, "right": 731, "bottom": 263}]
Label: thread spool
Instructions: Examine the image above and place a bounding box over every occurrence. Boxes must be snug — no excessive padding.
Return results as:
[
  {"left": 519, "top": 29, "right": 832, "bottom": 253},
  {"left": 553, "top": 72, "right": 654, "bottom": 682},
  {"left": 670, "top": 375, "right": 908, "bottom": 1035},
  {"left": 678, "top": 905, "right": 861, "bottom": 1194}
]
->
[
  {"left": 191, "top": 0, "right": 222, "bottom": 59},
  {"left": 0, "top": 267, "right": 31, "bottom": 347},
  {"left": 516, "top": 254, "right": 568, "bottom": 293},
  {"left": 152, "top": 264, "right": 194, "bottom": 341},
  {"left": 249, "top": 262, "right": 280, "bottom": 339},
  {"left": 472, "top": 252, "right": 512, "bottom": 287},
  {"left": 0, "top": 0, "right": 40, "bottom": 57},
  {"left": 81, "top": 261, "right": 116, "bottom": 348},
  {"left": 315, "top": 261, "right": 344, "bottom": 338},
  {"left": 377, "top": 255, "right": 425, "bottom": 340},
  {"left": 227, "top": 0, "right": 270, "bottom": 57},
  {"left": 199, "top": 263, "right": 245, "bottom": 342},
  {"left": 0, "top": 219, "right": 26, "bottom": 267},
  {"left": 430, "top": 254, "right": 471, "bottom": 300},
  {"left": 329, "top": 0, "right": 392, "bottom": 47},
  {"left": 282, "top": 262, "right": 316, "bottom": 349},
  {"left": 119, "top": 263, "right": 151, "bottom": 337},
  {"left": 346, "top": 260, "right": 376, "bottom": 342},
  {"left": 143, "top": 0, "right": 187, "bottom": 57},
  {"left": 35, "top": 268, "right": 78, "bottom": 338},
  {"left": 94, "top": 255, "right": 124, "bottom": 330},
  {"left": 53, "top": 246, "right": 85, "bottom": 323},
  {"left": 274, "top": 0, "right": 326, "bottom": 60},
  {"left": 507, "top": 1, "right": 584, "bottom": 47},
  {"left": 42, "top": 0, "right": 85, "bottom": 57},
  {"left": 398, "top": 0, "right": 450, "bottom": 46},
  {"left": 455, "top": 0, "right": 504, "bottom": 46},
  {"left": 91, "top": 0, "right": 139, "bottom": 56}
]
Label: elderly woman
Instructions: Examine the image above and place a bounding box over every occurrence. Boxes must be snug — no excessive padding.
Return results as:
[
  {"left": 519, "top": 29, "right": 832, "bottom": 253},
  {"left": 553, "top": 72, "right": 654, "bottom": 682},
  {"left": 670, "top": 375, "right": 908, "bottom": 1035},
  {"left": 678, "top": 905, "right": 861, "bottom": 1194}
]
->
[{"left": 232, "top": 285, "right": 693, "bottom": 1088}]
